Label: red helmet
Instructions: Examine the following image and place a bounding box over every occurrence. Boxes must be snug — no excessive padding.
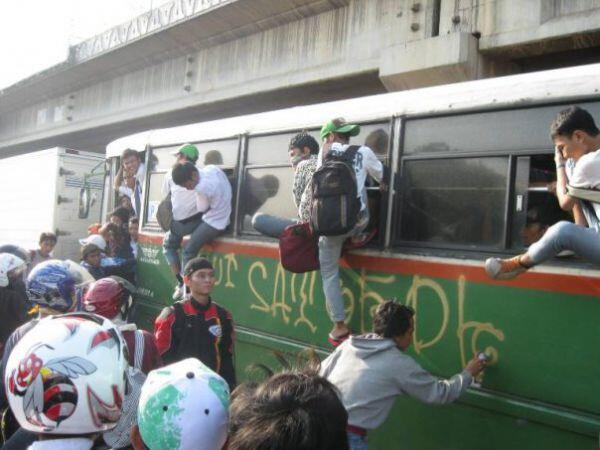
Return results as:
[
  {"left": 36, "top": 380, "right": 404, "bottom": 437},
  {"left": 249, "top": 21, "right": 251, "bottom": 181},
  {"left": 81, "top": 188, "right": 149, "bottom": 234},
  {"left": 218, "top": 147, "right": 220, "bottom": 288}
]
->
[{"left": 83, "top": 277, "right": 131, "bottom": 319}]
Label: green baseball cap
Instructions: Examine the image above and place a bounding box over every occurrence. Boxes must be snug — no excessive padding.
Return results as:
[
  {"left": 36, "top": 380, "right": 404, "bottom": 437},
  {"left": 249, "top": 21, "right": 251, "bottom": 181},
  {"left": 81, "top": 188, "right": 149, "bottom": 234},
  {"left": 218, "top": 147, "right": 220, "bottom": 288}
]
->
[
  {"left": 172, "top": 143, "right": 199, "bottom": 162},
  {"left": 320, "top": 118, "right": 361, "bottom": 141}
]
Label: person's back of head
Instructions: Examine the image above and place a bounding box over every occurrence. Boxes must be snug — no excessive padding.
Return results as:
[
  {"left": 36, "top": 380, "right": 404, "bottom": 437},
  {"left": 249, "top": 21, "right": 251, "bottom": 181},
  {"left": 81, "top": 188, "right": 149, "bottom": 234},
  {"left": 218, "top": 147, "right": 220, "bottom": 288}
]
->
[
  {"left": 550, "top": 106, "right": 599, "bottom": 138},
  {"left": 228, "top": 370, "right": 348, "bottom": 450},
  {"left": 172, "top": 162, "right": 198, "bottom": 187},
  {"left": 290, "top": 132, "right": 320, "bottom": 155},
  {"left": 373, "top": 300, "right": 414, "bottom": 339}
]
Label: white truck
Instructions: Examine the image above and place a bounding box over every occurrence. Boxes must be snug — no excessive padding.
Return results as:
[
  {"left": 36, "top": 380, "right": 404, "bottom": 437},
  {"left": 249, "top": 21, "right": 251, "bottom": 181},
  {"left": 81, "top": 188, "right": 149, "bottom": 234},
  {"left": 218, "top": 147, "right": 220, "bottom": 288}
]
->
[{"left": 0, "top": 147, "right": 105, "bottom": 260}]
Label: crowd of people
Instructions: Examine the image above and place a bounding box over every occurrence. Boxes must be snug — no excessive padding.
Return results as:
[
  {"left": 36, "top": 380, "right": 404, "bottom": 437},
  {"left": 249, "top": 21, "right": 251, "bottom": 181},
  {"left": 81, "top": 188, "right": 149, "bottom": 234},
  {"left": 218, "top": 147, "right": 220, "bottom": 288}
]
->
[{"left": 0, "top": 107, "right": 598, "bottom": 449}]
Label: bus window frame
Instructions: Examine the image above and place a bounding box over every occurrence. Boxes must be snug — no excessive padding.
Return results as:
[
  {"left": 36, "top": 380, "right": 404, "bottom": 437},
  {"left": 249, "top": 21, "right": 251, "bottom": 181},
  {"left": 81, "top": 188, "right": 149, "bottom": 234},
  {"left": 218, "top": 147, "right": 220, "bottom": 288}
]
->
[
  {"left": 238, "top": 127, "right": 320, "bottom": 237},
  {"left": 237, "top": 120, "right": 392, "bottom": 238},
  {"left": 140, "top": 136, "right": 242, "bottom": 233},
  {"left": 390, "top": 100, "right": 600, "bottom": 256}
]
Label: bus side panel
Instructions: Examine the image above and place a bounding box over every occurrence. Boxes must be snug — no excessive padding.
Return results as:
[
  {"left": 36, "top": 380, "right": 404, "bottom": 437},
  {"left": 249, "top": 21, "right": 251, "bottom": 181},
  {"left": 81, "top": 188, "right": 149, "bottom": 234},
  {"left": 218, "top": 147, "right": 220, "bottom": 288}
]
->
[
  {"left": 135, "top": 237, "right": 600, "bottom": 447},
  {"left": 232, "top": 333, "right": 596, "bottom": 450}
]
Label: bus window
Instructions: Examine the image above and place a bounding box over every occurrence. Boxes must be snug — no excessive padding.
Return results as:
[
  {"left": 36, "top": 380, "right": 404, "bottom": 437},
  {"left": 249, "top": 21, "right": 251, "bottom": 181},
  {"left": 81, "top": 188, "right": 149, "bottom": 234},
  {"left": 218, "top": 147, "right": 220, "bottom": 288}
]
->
[
  {"left": 511, "top": 154, "right": 573, "bottom": 251},
  {"left": 241, "top": 167, "right": 295, "bottom": 231},
  {"left": 241, "top": 131, "right": 319, "bottom": 233},
  {"left": 356, "top": 123, "right": 390, "bottom": 242},
  {"left": 142, "top": 139, "right": 239, "bottom": 230},
  {"left": 399, "top": 157, "right": 509, "bottom": 248},
  {"left": 145, "top": 172, "right": 166, "bottom": 225},
  {"left": 240, "top": 124, "right": 389, "bottom": 237}
]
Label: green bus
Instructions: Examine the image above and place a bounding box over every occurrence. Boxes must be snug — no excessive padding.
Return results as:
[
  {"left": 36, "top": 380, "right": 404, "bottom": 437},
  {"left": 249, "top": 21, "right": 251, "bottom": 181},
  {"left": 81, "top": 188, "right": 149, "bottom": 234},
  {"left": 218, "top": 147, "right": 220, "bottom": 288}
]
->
[{"left": 100, "top": 63, "right": 600, "bottom": 449}]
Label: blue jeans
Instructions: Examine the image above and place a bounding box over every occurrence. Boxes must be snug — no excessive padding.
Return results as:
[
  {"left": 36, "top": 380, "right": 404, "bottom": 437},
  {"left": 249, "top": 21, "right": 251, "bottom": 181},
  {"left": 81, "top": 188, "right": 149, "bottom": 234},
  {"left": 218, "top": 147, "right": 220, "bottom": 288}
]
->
[
  {"left": 252, "top": 212, "right": 296, "bottom": 238},
  {"left": 163, "top": 217, "right": 222, "bottom": 270},
  {"left": 527, "top": 220, "right": 600, "bottom": 265},
  {"left": 318, "top": 210, "right": 368, "bottom": 323},
  {"left": 347, "top": 432, "right": 369, "bottom": 450}
]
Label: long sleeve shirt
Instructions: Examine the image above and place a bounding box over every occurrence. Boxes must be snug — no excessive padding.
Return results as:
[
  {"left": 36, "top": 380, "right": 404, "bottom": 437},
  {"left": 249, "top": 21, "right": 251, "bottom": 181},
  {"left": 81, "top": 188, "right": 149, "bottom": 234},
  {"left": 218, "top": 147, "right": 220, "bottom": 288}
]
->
[{"left": 320, "top": 334, "right": 472, "bottom": 430}]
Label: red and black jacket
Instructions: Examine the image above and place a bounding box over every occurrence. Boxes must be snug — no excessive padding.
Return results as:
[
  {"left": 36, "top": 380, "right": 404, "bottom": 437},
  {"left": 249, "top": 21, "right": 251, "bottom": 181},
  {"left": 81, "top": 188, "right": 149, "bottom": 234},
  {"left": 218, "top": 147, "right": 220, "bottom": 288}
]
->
[{"left": 154, "top": 297, "right": 236, "bottom": 389}]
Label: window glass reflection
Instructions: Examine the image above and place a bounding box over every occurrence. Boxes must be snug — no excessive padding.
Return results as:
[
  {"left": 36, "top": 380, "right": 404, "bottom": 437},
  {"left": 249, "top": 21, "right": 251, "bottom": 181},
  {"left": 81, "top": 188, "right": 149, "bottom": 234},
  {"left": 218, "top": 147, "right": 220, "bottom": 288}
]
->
[
  {"left": 145, "top": 172, "right": 166, "bottom": 225},
  {"left": 399, "top": 157, "right": 509, "bottom": 247},
  {"left": 404, "top": 103, "right": 600, "bottom": 155},
  {"left": 248, "top": 132, "right": 320, "bottom": 165},
  {"left": 241, "top": 167, "right": 295, "bottom": 232}
]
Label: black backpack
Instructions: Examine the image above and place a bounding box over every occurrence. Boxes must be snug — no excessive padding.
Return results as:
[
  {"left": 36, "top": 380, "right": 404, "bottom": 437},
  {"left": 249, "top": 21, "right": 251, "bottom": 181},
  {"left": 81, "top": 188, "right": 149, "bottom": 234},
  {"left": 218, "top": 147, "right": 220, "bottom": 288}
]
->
[{"left": 310, "top": 145, "right": 361, "bottom": 236}]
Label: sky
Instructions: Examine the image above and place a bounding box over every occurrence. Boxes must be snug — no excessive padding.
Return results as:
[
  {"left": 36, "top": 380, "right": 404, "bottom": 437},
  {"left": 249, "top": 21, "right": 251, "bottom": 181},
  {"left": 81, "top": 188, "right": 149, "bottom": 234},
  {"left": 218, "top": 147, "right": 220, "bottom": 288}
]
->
[{"left": 0, "top": 0, "right": 157, "bottom": 90}]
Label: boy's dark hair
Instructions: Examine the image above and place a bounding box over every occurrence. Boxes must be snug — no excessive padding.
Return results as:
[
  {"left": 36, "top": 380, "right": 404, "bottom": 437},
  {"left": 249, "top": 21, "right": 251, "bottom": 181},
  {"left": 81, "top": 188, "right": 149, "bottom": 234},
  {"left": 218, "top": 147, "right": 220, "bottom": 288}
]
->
[
  {"left": 290, "top": 132, "right": 320, "bottom": 155},
  {"left": 110, "top": 207, "right": 131, "bottom": 224},
  {"left": 121, "top": 148, "right": 141, "bottom": 161},
  {"left": 183, "top": 256, "right": 214, "bottom": 277},
  {"left": 373, "top": 301, "right": 414, "bottom": 338},
  {"left": 550, "top": 106, "right": 599, "bottom": 138},
  {"left": 39, "top": 232, "right": 57, "bottom": 245},
  {"left": 171, "top": 162, "right": 197, "bottom": 187},
  {"left": 129, "top": 217, "right": 139, "bottom": 225},
  {"left": 228, "top": 371, "right": 348, "bottom": 450}
]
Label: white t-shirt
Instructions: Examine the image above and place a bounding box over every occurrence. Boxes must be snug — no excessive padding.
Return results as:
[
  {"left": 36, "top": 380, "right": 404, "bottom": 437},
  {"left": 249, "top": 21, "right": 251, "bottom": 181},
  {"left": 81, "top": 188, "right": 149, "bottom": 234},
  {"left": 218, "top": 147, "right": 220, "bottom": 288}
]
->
[
  {"left": 317, "top": 143, "right": 384, "bottom": 213},
  {"left": 194, "top": 165, "right": 232, "bottom": 230},
  {"left": 162, "top": 169, "right": 209, "bottom": 221},
  {"left": 567, "top": 149, "right": 600, "bottom": 229},
  {"left": 118, "top": 162, "right": 146, "bottom": 215}
]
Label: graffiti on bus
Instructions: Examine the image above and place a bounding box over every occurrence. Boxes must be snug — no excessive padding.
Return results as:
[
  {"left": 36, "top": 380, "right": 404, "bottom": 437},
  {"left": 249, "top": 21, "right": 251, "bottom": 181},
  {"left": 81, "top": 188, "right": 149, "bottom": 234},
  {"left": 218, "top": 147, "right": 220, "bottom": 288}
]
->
[{"left": 206, "top": 252, "right": 505, "bottom": 368}]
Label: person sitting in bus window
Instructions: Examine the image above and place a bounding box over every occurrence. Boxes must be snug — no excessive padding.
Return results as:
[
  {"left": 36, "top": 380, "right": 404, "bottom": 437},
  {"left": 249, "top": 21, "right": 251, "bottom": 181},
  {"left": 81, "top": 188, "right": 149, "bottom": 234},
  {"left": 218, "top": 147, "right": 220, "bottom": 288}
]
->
[
  {"left": 170, "top": 161, "right": 232, "bottom": 287},
  {"left": 252, "top": 132, "right": 320, "bottom": 237},
  {"left": 228, "top": 370, "right": 348, "bottom": 450},
  {"left": 320, "top": 300, "right": 486, "bottom": 450},
  {"left": 154, "top": 257, "right": 236, "bottom": 389},
  {"left": 317, "top": 119, "right": 387, "bottom": 346},
  {"left": 486, "top": 106, "right": 600, "bottom": 279},
  {"left": 162, "top": 144, "right": 209, "bottom": 300},
  {"left": 114, "top": 148, "right": 145, "bottom": 217},
  {"left": 29, "top": 231, "right": 57, "bottom": 272},
  {"left": 129, "top": 217, "right": 139, "bottom": 258}
]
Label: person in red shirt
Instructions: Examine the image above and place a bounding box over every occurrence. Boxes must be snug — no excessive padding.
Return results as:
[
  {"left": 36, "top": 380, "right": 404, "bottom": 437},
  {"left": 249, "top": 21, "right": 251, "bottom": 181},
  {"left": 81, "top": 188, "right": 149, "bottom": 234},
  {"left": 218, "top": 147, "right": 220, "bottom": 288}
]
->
[
  {"left": 154, "top": 257, "right": 236, "bottom": 389},
  {"left": 83, "top": 276, "right": 161, "bottom": 374}
]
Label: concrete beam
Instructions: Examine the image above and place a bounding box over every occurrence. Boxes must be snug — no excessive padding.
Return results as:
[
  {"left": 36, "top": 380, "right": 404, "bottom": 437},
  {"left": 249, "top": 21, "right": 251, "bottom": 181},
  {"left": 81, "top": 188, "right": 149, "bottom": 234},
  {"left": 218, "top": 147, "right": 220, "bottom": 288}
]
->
[{"left": 379, "top": 32, "right": 481, "bottom": 91}]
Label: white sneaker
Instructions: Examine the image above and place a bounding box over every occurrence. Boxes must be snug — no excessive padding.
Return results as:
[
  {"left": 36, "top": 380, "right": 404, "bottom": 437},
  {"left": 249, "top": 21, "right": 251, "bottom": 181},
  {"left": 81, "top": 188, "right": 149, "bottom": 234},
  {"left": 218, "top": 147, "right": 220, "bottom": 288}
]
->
[
  {"left": 172, "top": 284, "right": 184, "bottom": 301},
  {"left": 484, "top": 256, "right": 527, "bottom": 280}
]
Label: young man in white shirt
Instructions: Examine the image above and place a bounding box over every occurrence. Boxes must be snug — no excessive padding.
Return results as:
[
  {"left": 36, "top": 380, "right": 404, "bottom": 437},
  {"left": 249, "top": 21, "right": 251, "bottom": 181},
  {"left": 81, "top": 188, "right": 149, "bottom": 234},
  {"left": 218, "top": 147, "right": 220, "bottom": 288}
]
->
[
  {"left": 114, "top": 148, "right": 146, "bottom": 217},
  {"left": 318, "top": 118, "right": 387, "bottom": 346},
  {"left": 486, "top": 106, "right": 600, "bottom": 279},
  {"left": 171, "top": 160, "right": 232, "bottom": 290},
  {"left": 162, "top": 144, "right": 210, "bottom": 299}
]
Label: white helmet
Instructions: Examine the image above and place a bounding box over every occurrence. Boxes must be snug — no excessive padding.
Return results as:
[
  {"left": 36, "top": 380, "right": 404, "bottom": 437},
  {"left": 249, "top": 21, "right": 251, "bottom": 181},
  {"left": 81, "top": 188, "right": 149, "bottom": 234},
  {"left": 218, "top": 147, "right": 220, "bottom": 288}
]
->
[
  {"left": 0, "top": 253, "right": 26, "bottom": 287},
  {"left": 138, "top": 358, "right": 230, "bottom": 450},
  {"left": 4, "top": 312, "right": 128, "bottom": 435},
  {"left": 78, "top": 234, "right": 107, "bottom": 252}
]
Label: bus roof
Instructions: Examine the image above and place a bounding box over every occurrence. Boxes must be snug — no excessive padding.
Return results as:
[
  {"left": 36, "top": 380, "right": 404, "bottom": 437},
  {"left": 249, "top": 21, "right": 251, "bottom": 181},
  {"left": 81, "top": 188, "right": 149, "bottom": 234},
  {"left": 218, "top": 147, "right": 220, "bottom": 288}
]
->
[{"left": 107, "top": 62, "right": 600, "bottom": 157}]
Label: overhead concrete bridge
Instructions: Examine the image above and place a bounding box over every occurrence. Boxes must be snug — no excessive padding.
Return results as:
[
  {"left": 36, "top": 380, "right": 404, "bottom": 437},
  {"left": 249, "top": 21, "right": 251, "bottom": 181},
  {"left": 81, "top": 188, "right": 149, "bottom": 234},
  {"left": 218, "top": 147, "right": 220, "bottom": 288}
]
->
[{"left": 1, "top": 0, "right": 600, "bottom": 156}]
